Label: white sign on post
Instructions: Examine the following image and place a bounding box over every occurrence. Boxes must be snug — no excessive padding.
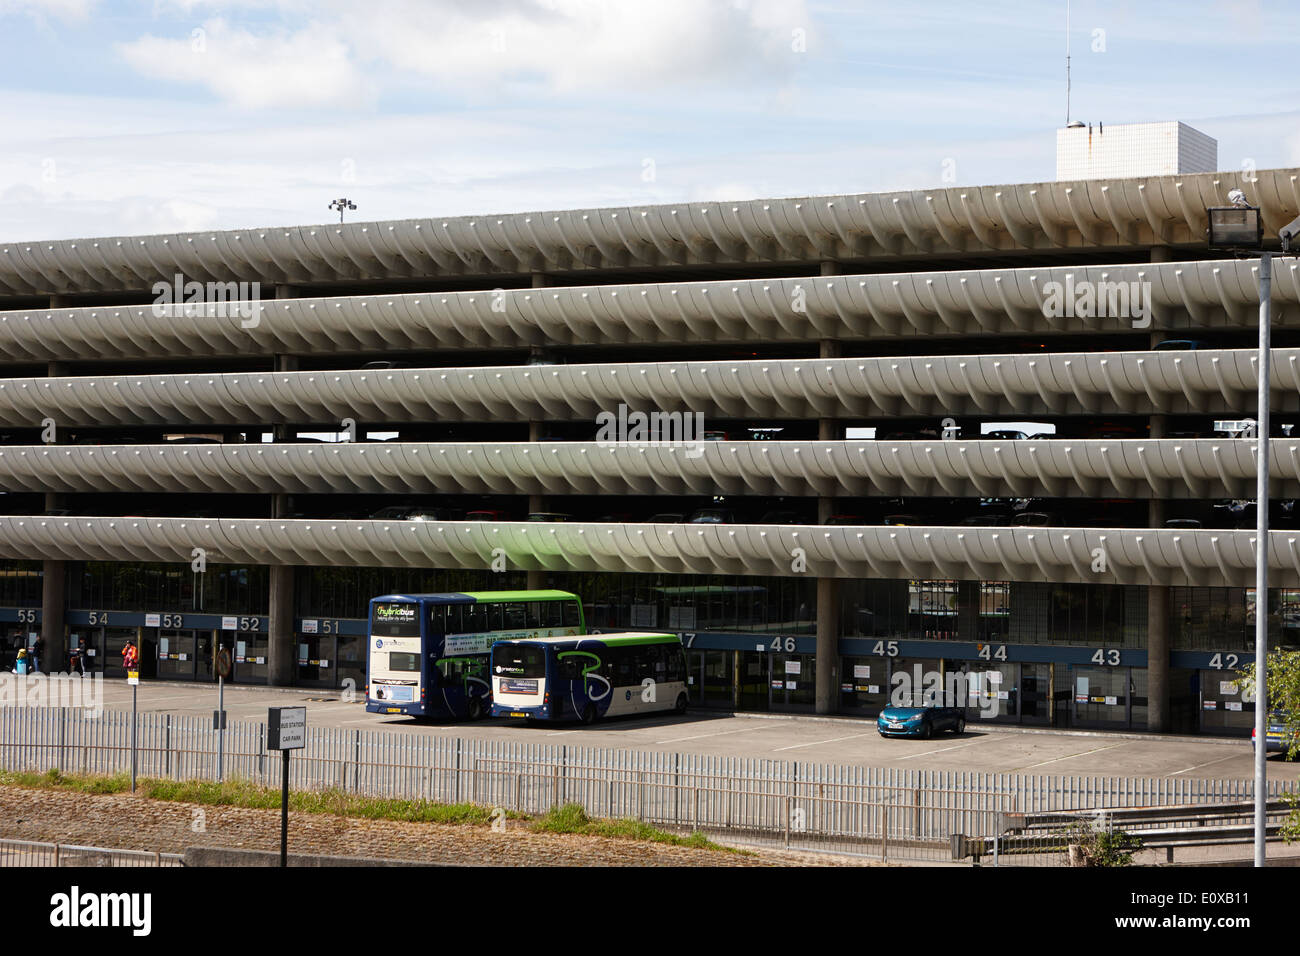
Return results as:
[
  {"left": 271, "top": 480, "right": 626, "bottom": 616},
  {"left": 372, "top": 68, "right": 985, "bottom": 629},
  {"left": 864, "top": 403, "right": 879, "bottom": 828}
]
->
[{"left": 267, "top": 706, "right": 306, "bottom": 751}]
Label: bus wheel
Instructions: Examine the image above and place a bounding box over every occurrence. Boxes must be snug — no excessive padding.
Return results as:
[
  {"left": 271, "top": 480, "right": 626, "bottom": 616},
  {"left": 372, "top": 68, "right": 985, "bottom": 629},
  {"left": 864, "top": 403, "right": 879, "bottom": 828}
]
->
[
  {"left": 675, "top": 693, "right": 688, "bottom": 715},
  {"left": 467, "top": 698, "right": 484, "bottom": 721},
  {"left": 581, "top": 703, "right": 598, "bottom": 725}
]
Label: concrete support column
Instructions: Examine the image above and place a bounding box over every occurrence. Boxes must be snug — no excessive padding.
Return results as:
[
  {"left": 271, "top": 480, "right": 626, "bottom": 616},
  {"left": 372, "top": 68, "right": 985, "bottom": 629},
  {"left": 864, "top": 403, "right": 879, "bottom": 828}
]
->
[
  {"left": 818, "top": 339, "right": 841, "bottom": 521},
  {"left": 40, "top": 559, "right": 66, "bottom": 671},
  {"left": 526, "top": 489, "right": 546, "bottom": 582},
  {"left": 1147, "top": 584, "right": 1171, "bottom": 733},
  {"left": 1149, "top": 407, "right": 1166, "bottom": 527},
  {"left": 531, "top": 273, "right": 548, "bottom": 288},
  {"left": 1148, "top": 497, "right": 1165, "bottom": 528},
  {"left": 815, "top": 577, "right": 840, "bottom": 714},
  {"left": 273, "top": 352, "right": 298, "bottom": 444},
  {"left": 267, "top": 564, "right": 296, "bottom": 687},
  {"left": 526, "top": 363, "right": 546, "bottom": 585},
  {"left": 1150, "top": 246, "right": 1174, "bottom": 263},
  {"left": 42, "top": 351, "right": 68, "bottom": 669},
  {"left": 819, "top": 261, "right": 839, "bottom": 277}
]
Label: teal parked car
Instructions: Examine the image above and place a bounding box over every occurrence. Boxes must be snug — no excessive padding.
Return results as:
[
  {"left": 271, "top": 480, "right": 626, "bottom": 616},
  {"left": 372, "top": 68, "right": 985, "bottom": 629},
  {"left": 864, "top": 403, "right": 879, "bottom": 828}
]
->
[{"left": 877, "top": 705, "right": 966, "bottom": 738}]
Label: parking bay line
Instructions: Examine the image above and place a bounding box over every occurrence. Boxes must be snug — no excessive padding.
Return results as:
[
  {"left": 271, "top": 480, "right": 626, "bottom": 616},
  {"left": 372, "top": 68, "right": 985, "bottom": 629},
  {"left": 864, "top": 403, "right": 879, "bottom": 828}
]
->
[
  {"left": 1012, "top": 742, "right": 1126, "bottom": 770},
  {"left": 1170, "top": 751, "right": 1249, "bottom": 775},
  {"left": 654, "top": 725, "right": 769, "bottom": 744},
  {"left": 888, "top": 737, "right": 995, "bottom": 760},
  {"left": 772, "top": 732, "right": 876, "bottom": 752}
]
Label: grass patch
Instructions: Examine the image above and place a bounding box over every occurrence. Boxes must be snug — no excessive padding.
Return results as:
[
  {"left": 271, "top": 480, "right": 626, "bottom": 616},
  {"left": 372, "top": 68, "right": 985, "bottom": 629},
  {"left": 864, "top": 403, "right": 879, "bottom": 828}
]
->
[
  {"left": 0, "top": 769, "right": 498, "bottom": 826},
  {"left": 531, "top": 802, "right": 740, "bottom": 853},
  {"left": 0, "top": 771, "right": 742, "bottom": 853},
  {"left": 0, "top": 768, "right": 132, "bottom": 794}
]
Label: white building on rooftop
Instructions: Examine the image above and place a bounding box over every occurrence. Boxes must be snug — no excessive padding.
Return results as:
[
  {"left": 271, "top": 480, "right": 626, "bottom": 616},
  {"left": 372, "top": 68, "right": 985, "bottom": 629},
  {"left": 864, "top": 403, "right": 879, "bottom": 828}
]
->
[{"left": 1056, "top": 120, "right": 1217, "bottom": 180}]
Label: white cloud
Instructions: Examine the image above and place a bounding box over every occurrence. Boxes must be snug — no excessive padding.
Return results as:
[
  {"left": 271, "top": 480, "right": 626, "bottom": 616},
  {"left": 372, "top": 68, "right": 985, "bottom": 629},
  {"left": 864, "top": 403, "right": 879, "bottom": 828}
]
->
[
  {"left": 0, "top": 0, "right": 97, "bottom": 20},
  {"left": 116, "top": 17, "right": 372, "bottom": 110},
  {"left": 113, "top": 0, "right": 813, "bottom": 108},
  {"left": 336, "top": 0, "right": 813, "bottom": 93}
]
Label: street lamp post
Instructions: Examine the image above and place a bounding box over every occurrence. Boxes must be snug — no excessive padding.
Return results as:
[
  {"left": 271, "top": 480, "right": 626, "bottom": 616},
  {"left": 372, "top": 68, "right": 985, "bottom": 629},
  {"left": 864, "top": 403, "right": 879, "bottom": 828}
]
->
[
  {"left": 1253, "top": 251, "right": 1271, "bottom": 867},
  {"left": 1206, "top": 197, "right": 1270, "bottom": 866}
]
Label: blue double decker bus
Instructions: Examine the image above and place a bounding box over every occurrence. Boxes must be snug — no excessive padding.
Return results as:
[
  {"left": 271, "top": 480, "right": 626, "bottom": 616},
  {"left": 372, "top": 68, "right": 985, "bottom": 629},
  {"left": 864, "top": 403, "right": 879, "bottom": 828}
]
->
[
  {"left": 490, "top": 632, "right": 688, "bottom": 723},
  {"left": 367, "top": 590, "right": 584, "bottom": 720}
]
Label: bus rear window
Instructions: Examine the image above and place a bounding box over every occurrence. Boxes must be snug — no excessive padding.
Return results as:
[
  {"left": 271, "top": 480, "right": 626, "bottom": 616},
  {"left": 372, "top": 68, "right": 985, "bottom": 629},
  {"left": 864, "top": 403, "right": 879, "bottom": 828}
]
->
[
  {"left": 493, "top": 645, "right": 546, "bottom": 678},
  {"left": 388, "top": 652, "right": 420, "bottom": 672}
]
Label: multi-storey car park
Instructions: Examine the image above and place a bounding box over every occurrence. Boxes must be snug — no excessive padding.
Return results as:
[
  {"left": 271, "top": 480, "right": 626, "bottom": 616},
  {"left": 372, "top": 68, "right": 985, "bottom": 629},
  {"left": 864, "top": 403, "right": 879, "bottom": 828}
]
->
[{"left": 1, "top": 166, "right": 1299, "bottom": 737}]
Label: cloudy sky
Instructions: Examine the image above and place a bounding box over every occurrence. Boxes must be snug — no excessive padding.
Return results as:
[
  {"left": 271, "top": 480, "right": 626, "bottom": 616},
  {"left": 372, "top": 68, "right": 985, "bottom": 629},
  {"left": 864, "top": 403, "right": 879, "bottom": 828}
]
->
[{"left": 1, "top": 0, "right": 1297, "bottom": 242}]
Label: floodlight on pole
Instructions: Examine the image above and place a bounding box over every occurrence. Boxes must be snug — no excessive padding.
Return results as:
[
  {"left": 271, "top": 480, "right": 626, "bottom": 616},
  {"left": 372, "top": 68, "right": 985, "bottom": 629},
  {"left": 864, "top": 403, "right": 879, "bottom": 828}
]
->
[{"left": 329, "top": 198, "right": 357, "bottom": 224}]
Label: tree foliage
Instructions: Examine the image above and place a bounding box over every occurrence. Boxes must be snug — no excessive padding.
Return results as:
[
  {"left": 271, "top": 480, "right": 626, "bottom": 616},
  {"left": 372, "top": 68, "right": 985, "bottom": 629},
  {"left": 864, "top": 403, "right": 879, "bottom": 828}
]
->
[
  {"left": 1239, "top": 648, "right": 1300, "bottom": 842},
  {"left": 1064, "top": 821, "right": 1141, "bottom": 866}
]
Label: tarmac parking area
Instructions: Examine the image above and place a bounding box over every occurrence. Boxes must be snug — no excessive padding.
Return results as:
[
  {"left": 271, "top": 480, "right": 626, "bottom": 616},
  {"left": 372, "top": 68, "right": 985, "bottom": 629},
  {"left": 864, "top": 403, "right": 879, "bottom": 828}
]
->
[{"left": 89, "top": 680, "right": 1299, "bottom": 784}]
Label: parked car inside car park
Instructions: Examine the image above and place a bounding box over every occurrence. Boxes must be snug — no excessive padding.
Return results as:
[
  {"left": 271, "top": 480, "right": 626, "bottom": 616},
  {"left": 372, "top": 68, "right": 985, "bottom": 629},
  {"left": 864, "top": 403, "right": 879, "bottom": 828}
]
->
[
  {"left": 526, "top": 350, "right": 565, "bottom": 367},
  {"left": 1009, "top": 511, "right": 1056, "bottom": 527},
  {"left": 959, "top": 512, "right": 1010, "bottom": 526},
  {"left": 689, "top": 508, "right": 735, "bottom": 524},
  {"left": 883, "top": 514, "right": 924, "bottom": 526},
  {"left": 984, "top": 430, "right": 1028, "bottom": 441},
  {"left": 877, "top": 705, "right": 966, "bottom": 738},
  {"left": 758, "top": 510, "right": 802, "bottom": 524},
  {"left": 369, "top": 505, "right": 416, "bottom": 520},
  {"left": 647, "top": 513, "right": 686, "bottom": 523},
  {"left": 1153, "top": 339, "right": 1206, "bottom": 351},
  {"left": 526, "top": 512, "right": 573, "bottom": 522},
  {"left": 824, "top": 514, "right": 865, "bottom": 525},
  {"left": 408, "top": 508, "right": 462, "bottom": 521}
]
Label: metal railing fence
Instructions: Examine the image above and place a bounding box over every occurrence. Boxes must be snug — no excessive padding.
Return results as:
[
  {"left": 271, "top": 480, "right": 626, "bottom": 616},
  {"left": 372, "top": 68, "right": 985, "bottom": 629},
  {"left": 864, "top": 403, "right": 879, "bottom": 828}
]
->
[
  {"left": 0, "top": 706, "right": 1291, "bottom": 862},
  {"left": 0, "top": 838, "right": 183, "bottom": 867}
]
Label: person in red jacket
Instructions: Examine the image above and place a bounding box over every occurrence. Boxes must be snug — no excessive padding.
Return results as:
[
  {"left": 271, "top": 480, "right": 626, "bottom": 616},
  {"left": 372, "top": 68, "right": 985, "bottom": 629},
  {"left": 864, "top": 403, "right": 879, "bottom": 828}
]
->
[{"left": 121, "top": 641, "right": 139, "bottom": 671}]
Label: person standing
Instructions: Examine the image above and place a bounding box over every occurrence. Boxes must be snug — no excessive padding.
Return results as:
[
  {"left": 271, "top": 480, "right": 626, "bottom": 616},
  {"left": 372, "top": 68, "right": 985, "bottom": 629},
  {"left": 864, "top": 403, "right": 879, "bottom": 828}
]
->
[
  {"left": 29, "top": 635, "right": 42, "bottom": 674},
  {"left": 122, "top": 640, "right": 139, "bottom": 673}
]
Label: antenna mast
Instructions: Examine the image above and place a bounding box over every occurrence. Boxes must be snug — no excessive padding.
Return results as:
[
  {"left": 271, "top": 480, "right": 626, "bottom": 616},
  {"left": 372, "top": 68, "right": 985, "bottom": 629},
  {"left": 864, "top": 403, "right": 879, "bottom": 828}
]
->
[{"left": 1065, "top": 0, "right": 1072, "bottom": 126}]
